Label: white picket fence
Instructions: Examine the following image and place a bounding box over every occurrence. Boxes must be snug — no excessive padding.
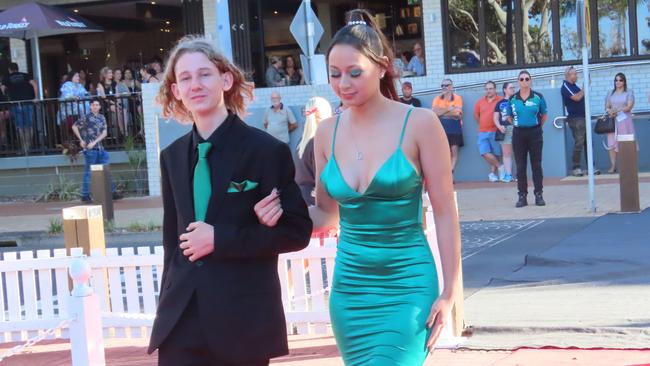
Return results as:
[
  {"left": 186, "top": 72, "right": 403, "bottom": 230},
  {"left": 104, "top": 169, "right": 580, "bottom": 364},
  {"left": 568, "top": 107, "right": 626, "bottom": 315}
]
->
[
  {"left": 0, "top": 205, "right": 464, "bottom": 352},
  {"left": 0, "top": 238, "right": 339, "bottom": 344}
]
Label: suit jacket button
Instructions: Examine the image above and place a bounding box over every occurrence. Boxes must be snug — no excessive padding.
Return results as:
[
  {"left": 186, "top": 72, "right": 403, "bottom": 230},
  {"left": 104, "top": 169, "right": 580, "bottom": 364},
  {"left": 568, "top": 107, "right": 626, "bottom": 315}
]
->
[{"left": 196, "top": 260, "right": 204, "bottom": 267}]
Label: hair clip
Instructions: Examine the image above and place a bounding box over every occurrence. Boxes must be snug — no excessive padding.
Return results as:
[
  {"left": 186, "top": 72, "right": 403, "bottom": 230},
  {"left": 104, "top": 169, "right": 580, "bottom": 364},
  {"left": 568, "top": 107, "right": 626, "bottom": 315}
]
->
[{"left": 347, "top": 20, "right": 367, "bottom": 26}]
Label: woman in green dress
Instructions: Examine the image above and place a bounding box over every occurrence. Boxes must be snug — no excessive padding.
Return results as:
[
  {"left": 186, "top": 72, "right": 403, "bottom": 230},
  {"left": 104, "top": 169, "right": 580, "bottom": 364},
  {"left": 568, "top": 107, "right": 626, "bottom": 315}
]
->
[{"left": 255, "top": 9, "right": 461, "bottom": 365}]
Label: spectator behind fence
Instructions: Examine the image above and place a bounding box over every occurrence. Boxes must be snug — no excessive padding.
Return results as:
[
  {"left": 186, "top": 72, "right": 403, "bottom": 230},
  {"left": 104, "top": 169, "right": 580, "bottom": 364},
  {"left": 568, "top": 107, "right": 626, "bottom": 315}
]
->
[
  {"left": 263, "top": 91, "right": 297, "bottom": 144},
  {"left": 399, "top": 81, "right": 422, "bottom": 107},
  {"left": 284, "top": 55, "right": 305, "bottom": 86},
  {"left": 604, "top": 72, "right": 635, "bottom": 174},
  {"left": 114, "top": 68, "right": 132, "bottom": 129},
  {"left": 432, "top": 78, "right": 463, "bottom": 172},
  {"left": 1, "top": 62, "right": 37, "bottom": 154},
  {"left": 561, "top": 66, "right": 601, "bottom": 177},
  {"left": 494, "top": 82, "right": 516, "bottom": 183},
  {"left": 97, "top": 67, "right": 125, "bottom": 136},
  {"left": 406, "top": 42, "right": 425, "bottom": 76},
  {"left": 0, "top": 86, "right": 8, "bottom": 149},
  {"left": 140, "top": 67, "right": 160, "bottom": 83},
  {"left": 474, "top": 81, "right": 504, "bottom": 182},
  {"left": 265, "top": 56, "right": 287, "bottom": 87},
  {"left": 59, "top": 70, "right": 90, "bottom": 130},
  {"left": 510, "top": 70, "right": 548, "bottom": 208},
  {"left": 295, "top": 97, "right": 332, "bottom": 205},
  {"left": 72, "top": 98, "right": 121, "bottom": 203}
]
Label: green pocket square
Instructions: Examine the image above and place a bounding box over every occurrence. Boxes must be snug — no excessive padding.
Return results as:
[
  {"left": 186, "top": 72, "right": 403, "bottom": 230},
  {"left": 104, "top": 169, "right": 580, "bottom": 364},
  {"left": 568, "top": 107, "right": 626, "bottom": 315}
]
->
[{"left": 227, "top": 180, "right": 259, "bottom": 193}]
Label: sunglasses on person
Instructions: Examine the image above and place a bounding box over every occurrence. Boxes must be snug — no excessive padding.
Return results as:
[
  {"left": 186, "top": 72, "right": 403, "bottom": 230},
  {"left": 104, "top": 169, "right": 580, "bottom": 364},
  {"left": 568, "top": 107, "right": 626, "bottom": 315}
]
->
[
  {"left": 615, "top": 78, "right": 624, "bottom": 82},
  {"left": 441, "top": 83, "right": 451, "bottom": 88},
  {"left": 519, "top": 77, "right": 530, "bottom": 81}
]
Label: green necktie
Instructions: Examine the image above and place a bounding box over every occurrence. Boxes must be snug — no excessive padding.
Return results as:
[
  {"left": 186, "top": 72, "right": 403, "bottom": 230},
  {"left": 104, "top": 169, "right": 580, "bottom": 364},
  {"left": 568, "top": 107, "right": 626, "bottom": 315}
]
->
[{"left": 193, "top": 142, "right": 212, "bottom": 221}]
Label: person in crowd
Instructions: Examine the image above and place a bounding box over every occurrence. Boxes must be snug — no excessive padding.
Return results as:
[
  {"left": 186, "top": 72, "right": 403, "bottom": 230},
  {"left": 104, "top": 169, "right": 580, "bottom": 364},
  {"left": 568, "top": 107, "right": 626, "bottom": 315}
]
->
[
  {"left": 604, "top": 72, "right": 635, "bottom": 174},
  {"left": 96, "top": 66, "right": 124, "bottom": 136},
  {"left": 59, "top": 70, "right": 90, "bottom": 130},
  {"left": 147, "top": 35, "right": 311, "bottom": 366},
  {"left": 0, "top": 85, "right": 8, "bottom": 149},
  {"left": 256, "top": 9, "right": 460, "bottom": 364},
  {"left": 1, "top": 62, "right": 37, "bottom": 154},
  {"left": 493, "top": 81, "right": 516, "bottom": 183},
  {"left": 406, "top": 42, "right": 425, "bottom": 76},
  {"left": 432, "top": 78, "right": 463, "bottom": 172},
  {"left": 561, "top": 66, "right": 601, "bottom": 177},
  {"left": 140, "top": 67, "right": 160, "bottom": 83},
  {"left": 283, "top": 55, "right": 305, "bottom": 86},
  {"left": 510, "top": 70, "right": 548, "bottom": 207},
  {"left": 263, "top": 91, "right": 297, "bottom": 144},
  {"left": 72, "top": 98, "right": 121, "bottom": 203},
  {"left": 474, "top": 80, "right": 504, "bottom": 182},
  {"left": 399, "top": 81, "right": 422, "bottom": 107},
  {"left": 113, "top": 68, "right": 132, "bottom": 130},
  {"left": 122, "top": 68, "right": 143, "bottom": 133},
  {"left": 295, "top": 96, "right": 332, "bottom": 205},
  {"left": 265, "top": 56, "right": 287, "bottom": 87},
  {"left": 149, "top": 57, "right": 163, "bottom": 76},
  {"left": 79, "top": 69, "right": 95, "bottom": 95}
]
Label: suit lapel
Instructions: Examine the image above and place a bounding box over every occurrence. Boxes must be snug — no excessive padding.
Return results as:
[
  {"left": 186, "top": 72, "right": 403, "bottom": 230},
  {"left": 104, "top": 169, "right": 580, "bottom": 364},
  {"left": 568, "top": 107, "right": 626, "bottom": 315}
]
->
[
  {"left": 204, "top": 118, "right": 248, "bottom": 223},
  {"left": 171, "top": 132, "right": 195, "bottom": 226}
]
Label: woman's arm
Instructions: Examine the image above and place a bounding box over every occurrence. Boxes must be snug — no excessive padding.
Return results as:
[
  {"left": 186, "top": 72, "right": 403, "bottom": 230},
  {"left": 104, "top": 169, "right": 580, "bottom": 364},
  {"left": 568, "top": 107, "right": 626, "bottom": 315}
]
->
[
  {"left": 310, "top": 117, "right": 340, "bottom": 233},
  {"left": 623, "top": 90, "right": 635, "bottom": 113}
]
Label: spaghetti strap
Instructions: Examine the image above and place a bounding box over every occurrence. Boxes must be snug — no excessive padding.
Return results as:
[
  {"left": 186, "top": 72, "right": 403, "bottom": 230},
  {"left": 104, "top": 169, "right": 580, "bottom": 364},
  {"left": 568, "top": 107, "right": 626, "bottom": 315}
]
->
[
  {"left": 331, "top": 114, "right": 341, "bottom": 155},
  {"left": 398, "top": 107, "right": 415, "bottom": 148}
]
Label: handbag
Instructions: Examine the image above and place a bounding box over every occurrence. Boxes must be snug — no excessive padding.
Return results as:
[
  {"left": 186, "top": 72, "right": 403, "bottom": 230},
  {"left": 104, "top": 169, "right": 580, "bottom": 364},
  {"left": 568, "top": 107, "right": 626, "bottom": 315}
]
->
[
  {"left": 594, "top": 114, "right": 615, "bottom": 135},
  {"left": 495, "top": 130, "right": 505, "bottom": 141}
]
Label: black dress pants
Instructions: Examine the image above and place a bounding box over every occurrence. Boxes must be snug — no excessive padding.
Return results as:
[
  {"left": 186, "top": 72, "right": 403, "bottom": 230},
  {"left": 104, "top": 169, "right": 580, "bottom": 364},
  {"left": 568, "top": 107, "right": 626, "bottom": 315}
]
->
[
  {"left": 513, "top": 125, "right": 544, "bottom": 195},
  {"left": 158, "top": 294, "right": 270, "bottom": 366}
]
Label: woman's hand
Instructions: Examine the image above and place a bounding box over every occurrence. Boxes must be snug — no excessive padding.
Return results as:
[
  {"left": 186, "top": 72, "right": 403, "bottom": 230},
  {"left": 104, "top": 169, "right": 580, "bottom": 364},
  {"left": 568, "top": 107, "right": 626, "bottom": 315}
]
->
[
  {"left": 254, "top": 188, "right": 283, "bottom": 227},
  {"left": 425, "top": 294, "right": 455, "bottom": 353},
  {"left": 497, "top": 124, "right": 506, "bottom": 133}
]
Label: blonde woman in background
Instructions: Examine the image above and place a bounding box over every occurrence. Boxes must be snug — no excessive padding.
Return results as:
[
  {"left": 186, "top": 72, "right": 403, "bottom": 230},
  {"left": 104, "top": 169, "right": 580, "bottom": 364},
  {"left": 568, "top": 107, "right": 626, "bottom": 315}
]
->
[{"left": 295, "top": 97, "right": 332, "bottom": 205}]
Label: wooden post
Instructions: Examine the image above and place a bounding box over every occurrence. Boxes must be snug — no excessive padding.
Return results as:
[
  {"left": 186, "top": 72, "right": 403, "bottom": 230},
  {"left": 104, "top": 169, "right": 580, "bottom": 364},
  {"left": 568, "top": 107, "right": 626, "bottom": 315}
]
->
[
  {"left": 91, "top": 164, "right": 114, "bottom": 221},
  {"left": 617, "top": 134, "right": 640, "bottom": 212},
  {"left": 62, "top": 205, "right": 106, "bottom": 256}
]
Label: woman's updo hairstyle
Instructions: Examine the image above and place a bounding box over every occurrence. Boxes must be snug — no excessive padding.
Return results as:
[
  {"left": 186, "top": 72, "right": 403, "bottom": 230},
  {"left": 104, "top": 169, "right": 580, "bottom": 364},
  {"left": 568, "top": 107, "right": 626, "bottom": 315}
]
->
[{"left": 326, "top": 9, "right": 398, "bottom": 101}]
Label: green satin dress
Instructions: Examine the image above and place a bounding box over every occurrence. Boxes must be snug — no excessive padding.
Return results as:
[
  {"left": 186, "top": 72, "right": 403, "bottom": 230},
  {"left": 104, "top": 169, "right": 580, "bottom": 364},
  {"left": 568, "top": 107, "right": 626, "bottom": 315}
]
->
[{"left": 320, "top": 108, "right": 439, "bottom": 365}]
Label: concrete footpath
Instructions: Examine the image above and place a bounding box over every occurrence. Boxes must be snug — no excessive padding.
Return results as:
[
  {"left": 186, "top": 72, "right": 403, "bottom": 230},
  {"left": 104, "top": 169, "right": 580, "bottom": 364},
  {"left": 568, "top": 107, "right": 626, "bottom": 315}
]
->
[{"left": 1, "top": 174, "right": 649, "bottom": 234}]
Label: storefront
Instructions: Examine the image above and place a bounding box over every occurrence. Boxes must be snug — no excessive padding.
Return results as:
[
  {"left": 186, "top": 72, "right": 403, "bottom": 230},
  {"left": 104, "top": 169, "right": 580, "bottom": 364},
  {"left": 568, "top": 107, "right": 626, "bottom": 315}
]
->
[{"left": 0, "top": 0, "right": 204, "bottom": 99}]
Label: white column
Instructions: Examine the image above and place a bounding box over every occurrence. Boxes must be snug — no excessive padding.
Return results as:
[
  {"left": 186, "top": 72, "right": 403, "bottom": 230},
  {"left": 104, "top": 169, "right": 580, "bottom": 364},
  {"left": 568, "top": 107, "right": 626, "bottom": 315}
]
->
[{"left": 68, "top": 257, "right": 106, "bottom": 366}]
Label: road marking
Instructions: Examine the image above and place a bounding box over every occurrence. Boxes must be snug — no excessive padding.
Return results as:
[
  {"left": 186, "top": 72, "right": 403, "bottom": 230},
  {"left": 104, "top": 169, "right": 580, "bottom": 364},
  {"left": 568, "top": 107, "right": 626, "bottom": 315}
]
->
[{"left": 462, "top": 219, "right": 546, "bottom": 260}]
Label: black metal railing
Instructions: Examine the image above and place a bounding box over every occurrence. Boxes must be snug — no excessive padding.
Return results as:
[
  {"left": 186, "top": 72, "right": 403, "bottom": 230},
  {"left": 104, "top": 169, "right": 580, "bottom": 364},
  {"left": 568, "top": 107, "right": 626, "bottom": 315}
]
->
[{"left": 0, "top": 93, "right": 144, "bottom": 157}]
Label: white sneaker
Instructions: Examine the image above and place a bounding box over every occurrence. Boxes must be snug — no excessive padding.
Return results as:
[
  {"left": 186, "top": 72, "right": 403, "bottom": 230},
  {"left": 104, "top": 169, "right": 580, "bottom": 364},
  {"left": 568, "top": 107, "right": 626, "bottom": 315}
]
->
[
  {"left": 498, "top": 165, "right": 506, "bottom": 181},
  {"left": 488, "top": 172, "right": 499, "bottom": 182}
]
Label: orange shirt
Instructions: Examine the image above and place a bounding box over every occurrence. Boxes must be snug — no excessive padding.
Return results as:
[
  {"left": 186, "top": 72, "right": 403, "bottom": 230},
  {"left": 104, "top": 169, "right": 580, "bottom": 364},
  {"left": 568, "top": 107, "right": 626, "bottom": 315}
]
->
[
  {"left": 432, "top": 93, "right": 463, "bottom": 112},
  {"left": 473, "top": 95, "right": 502, "bottom": 132}
]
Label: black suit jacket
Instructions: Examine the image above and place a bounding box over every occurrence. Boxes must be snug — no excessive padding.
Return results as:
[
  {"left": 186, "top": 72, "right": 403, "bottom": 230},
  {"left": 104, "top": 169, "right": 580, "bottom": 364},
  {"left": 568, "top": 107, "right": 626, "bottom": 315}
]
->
[{"left": 148, "top": 114, "right": 312, "bottom": 362}]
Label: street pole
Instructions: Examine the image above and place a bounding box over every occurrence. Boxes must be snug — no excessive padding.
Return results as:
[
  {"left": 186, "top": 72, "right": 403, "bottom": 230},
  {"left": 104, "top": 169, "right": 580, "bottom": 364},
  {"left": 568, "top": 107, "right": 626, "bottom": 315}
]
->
[
  {"left": 304, "top": 0, "right": 316, "bottom": 85},
  {"left": 577, "top": 0, "right": 597, "bottom": 213}
]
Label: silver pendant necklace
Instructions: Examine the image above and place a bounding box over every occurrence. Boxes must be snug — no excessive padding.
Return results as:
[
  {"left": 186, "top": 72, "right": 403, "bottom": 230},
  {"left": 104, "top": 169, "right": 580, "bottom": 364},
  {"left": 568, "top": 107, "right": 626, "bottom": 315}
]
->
[{"left": 348, "top": 120, "right": 363, "bottom": 160}]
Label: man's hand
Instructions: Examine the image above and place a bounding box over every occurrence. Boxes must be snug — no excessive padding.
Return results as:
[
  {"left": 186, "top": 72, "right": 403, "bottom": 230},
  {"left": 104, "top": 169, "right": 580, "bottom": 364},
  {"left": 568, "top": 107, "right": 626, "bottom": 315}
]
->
[
  {"left": 179, "top": 221, "right": 215, "bottom": 261},
  {"left": 254, "top": 188, "right": 282, "bottom": 227},
  {"left": 80, "top": 141, "right": 87, "bottom": 149},
  {"left": 87, "top": 141, "right": 95, "bottom": 150}
]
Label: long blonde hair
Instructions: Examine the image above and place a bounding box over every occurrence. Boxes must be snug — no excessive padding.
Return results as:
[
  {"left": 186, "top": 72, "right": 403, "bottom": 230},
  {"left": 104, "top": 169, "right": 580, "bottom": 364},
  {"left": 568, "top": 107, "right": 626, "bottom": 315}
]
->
[
  {"left": 156, "top": 36, "right": 253, "bottom": 122},
  {"left": 298, "top": 97, "right": 332, "bottom": 158}
]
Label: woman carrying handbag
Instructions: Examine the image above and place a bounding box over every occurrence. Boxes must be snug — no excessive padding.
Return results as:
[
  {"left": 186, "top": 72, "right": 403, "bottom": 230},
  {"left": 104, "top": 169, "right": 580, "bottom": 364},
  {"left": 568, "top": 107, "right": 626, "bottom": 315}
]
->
[{"left": 604, "top": 73, "right": 635, "bottom": 174}]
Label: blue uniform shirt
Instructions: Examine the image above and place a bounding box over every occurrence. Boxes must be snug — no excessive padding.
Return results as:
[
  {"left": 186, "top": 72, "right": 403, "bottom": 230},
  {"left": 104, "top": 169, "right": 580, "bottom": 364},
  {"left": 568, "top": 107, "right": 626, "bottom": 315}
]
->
[
  {"left": 510, "top": 90, "right": 547, "bottom": 127},
  {"left": 561, "top": 80, "right": 585, "bottom": 118}
]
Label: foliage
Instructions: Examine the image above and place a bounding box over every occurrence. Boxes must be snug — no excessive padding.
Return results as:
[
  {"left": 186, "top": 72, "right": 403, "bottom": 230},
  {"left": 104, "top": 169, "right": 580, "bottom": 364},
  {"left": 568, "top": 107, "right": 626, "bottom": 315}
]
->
[
  {"left": 57, "top": 140, "right": 82, "bottom": 164},
  {"left": 104, "top": 219, "right": 116, "bottom": 233},
  {"left": 126, "top": 220, "right": 161, "bottom": 232},
  {"left": 123, "top": 135, "right": 148, "bottom": 196},
  {"left": 48, "top": 217, "right": 63, "bottom": 235},
  {"left": 38, "top": 175, "right": 80, "bottom": 202}
]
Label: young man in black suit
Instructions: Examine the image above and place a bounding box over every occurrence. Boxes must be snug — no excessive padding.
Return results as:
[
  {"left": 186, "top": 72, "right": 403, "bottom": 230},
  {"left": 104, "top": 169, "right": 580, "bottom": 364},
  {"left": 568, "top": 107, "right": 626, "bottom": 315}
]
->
[{"left": 147, "top": 37, "right": 312, "bottom": 366}]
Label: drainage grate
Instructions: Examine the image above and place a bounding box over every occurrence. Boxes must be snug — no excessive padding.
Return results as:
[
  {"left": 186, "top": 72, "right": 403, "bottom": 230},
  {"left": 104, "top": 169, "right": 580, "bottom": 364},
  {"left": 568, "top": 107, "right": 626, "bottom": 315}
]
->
[{"left": 0, "top": 240, "right": 18, "bottom": 247}]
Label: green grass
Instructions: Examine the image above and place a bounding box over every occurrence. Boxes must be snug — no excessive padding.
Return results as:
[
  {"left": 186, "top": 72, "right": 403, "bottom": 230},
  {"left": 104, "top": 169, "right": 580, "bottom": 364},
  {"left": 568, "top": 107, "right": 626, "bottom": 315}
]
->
[{"left": 48, "top": 217, "right": 63, "bottom": 234}]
